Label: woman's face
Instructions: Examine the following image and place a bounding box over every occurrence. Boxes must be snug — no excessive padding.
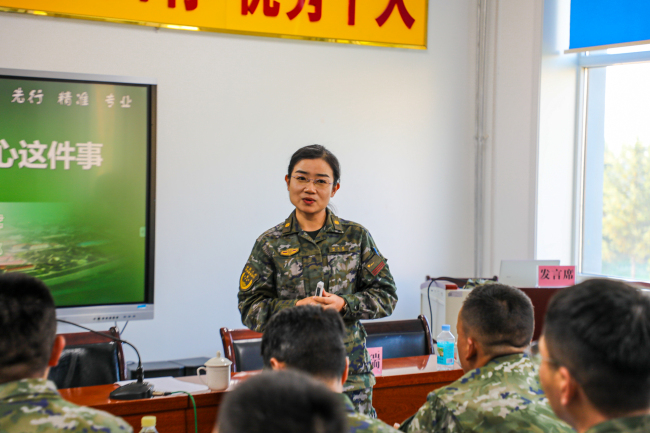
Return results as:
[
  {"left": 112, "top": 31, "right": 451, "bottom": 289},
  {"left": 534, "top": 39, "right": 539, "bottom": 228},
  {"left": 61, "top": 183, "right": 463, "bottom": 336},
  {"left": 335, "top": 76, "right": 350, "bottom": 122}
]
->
[{"left": 285, "top": 158, "right": 339, "bottom": 218}]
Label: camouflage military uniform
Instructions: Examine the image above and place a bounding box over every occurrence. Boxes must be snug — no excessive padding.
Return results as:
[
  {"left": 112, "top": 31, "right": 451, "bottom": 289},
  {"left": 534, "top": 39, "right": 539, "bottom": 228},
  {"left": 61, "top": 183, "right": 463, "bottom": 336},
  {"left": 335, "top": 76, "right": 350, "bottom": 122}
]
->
[
  {"left": 238, "top": 210, "right": 398, "bottom": 416},
  {"left": 340, "top": 393, "right": 400, "bottom": 433},
  {"left": 399, "top": 353, "right": 572, "bottom": 433},
  {"left": 0, "top": 378, "right": 132, "bottom": 432},
  {"left": 586, "top": 415, "right": 650, "bottom": 433}
]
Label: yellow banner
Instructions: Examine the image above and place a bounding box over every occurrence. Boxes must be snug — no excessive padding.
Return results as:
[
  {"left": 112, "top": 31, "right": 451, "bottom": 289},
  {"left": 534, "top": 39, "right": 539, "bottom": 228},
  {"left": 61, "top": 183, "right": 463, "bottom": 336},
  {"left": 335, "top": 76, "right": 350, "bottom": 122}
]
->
[{"left": 0, "top": 0, "right": 428, "bottom": 49}]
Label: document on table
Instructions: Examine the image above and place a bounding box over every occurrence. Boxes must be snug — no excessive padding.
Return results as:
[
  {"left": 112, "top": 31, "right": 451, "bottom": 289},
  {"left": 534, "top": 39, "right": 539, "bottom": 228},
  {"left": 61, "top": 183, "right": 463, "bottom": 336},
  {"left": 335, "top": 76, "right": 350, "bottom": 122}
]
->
[{"left": 116, "top": 377, "right": 208, "bottom": 393}]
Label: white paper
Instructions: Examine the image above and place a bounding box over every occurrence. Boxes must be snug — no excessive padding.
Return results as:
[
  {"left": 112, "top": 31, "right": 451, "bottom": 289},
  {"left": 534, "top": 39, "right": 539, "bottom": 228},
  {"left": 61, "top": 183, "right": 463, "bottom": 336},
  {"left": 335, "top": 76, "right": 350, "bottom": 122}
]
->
[{"left": 116, "top": 376, "right": 208, "bottom": 393}]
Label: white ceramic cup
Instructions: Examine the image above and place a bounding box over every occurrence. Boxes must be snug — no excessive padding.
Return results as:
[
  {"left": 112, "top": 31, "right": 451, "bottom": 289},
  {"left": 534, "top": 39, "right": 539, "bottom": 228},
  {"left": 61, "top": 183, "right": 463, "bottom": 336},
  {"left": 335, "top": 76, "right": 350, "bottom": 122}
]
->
[{"left": 197, "top": 364, "right": 230, "bottom": 391}]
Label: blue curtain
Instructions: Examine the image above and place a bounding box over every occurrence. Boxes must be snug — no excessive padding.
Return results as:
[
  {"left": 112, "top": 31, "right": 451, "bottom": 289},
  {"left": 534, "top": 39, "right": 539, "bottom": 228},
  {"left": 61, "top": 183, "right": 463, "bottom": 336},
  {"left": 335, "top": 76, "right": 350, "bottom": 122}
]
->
[{"left": 570, "top": 0, "right": 650, "bottom": 50}]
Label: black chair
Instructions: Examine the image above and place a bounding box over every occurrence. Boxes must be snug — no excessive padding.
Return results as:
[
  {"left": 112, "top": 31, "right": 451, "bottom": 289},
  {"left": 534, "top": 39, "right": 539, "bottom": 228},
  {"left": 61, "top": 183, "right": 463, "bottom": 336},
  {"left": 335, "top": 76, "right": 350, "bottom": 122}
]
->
[
  {"left": 48, "top": 327, "right": 127, "bottom": 389},
  {"left": 364, "top": 315, "right": 434, "bottom": 359},
  {"left": 220, "top": 327, "right": 264, "bottom": 373}
]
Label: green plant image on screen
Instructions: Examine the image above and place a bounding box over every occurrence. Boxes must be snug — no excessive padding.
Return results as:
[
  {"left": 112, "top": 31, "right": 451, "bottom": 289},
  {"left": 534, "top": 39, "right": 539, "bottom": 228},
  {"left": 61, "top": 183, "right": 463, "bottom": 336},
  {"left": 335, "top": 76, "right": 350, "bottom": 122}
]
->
[{"left": 0, "top": 76, "right": 151, "bottom": 308}]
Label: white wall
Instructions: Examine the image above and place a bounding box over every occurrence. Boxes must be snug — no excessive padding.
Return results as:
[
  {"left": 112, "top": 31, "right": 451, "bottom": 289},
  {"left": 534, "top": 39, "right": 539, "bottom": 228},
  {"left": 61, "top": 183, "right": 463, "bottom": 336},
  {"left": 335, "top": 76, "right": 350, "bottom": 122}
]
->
[
  {"left": 536, "top": 0, "right": 578, "bottom": 265},
  {"left": 480, "top": 0, "right": 545, "bottom": 276},
  {"left": 0, "top": 1, "right": 477, "bottom": 363}
]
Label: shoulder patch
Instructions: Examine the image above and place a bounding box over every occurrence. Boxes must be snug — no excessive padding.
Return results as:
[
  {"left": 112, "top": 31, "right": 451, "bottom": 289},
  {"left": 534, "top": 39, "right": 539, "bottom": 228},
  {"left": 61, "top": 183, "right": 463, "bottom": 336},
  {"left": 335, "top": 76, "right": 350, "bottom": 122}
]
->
[
  {"left": 280, "top": 248, "right": 299, "bottom": 256},
  {"left": 240, "top": 265, "right": 259, "bottom": 291},
  {"left": 365, "top": 254, "right": 386, "bottom": 276}
]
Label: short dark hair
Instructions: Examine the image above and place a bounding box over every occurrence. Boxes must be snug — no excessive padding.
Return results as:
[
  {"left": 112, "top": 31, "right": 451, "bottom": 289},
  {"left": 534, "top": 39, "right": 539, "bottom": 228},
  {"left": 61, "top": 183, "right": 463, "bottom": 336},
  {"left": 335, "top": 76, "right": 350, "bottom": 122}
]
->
[
  {"left": 543, "top": 278, "right": 650, "bottom": 416},
  {"left": 288, "top": 145, "right": 341, "bottom": 186},
  {"left": 0, "top": 273, "right": 57, "bottom": 379},
  {"left": 460, "top": 283, "right": 534, "bottom": 348},
  {"left": 218, "top": 370, "right": 347, "bottom": 433},
  {"left": 261, "top": 305, "right": 347, "bottom": 380}
]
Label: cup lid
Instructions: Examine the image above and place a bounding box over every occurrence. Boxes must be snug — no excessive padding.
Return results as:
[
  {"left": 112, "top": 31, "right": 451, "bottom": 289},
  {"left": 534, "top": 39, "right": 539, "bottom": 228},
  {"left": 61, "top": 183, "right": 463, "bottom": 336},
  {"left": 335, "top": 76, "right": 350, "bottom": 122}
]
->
[{"left": 204, "top": 351, "right": 232, "bottom": 367}]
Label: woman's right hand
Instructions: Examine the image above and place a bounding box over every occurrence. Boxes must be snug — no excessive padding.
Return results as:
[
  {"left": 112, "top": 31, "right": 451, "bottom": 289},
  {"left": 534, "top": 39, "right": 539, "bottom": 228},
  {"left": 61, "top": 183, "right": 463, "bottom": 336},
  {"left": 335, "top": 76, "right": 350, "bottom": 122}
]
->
[{"left": 295, "top": 296, "right": 323, "bottom": 307}]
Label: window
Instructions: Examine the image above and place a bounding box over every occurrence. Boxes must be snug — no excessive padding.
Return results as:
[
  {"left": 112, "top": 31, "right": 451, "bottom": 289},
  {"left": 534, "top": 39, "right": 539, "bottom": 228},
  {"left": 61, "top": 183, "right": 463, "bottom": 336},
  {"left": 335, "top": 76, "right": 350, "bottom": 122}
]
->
[{"left": 580, "top": 49, "right": 650, "bottom": 280}]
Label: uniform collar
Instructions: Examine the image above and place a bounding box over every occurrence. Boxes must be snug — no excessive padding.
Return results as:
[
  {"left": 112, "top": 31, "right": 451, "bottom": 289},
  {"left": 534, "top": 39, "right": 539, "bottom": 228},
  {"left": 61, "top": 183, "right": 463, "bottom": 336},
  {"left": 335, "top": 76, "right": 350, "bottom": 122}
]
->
[
  {"left": 586, "top": 414, "right": 650, "bottom": 433},
  {"left": 484, "top": 352, "right": 527, "bottom": 369},
  {"left": 281, "top": 209, "right": 343, "bottom": 236},
  {"left": 0, "top": 378, "right": 58, "bottom": 401},
  {"left": 458, "top": 353, "right": 529, "bottom": 385},
  {"left": 339, "top": 392, "right": 357, "bottom": 414}
]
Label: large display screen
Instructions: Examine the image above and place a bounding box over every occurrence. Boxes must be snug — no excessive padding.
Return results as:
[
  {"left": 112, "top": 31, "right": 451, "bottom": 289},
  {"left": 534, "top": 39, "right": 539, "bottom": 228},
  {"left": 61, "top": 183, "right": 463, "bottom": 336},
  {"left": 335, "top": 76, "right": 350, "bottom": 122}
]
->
[{"left": 0, "top": 70, "right": 155, "bottom": 311}]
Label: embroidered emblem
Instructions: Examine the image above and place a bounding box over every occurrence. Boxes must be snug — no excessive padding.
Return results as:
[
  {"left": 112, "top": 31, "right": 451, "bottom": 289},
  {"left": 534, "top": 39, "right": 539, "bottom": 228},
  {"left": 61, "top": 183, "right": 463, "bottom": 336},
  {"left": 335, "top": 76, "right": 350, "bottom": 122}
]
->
[
  {"left": 365, "top": 255, "right": 386, "bottom": 276},
  {"left": 239, "top": 265, "right": 259, "bottom": 291}
]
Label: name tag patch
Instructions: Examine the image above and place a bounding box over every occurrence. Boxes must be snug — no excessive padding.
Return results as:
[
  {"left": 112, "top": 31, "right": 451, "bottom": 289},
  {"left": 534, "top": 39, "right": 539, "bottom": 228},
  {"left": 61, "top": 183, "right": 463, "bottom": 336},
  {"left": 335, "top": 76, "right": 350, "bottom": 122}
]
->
[{"left": 239, "top": 265, "right": 259, "bottom": 291}]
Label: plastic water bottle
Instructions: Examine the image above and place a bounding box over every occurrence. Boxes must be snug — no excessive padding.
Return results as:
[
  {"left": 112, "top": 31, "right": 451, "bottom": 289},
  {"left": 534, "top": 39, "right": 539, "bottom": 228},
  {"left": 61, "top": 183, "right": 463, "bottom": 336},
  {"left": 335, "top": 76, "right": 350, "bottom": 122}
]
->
[
  {"left": 140, "top": 416, "right": 158, "bottom": 433},
  {"left": 436, "top": 324, "right": 456, "bottom": 370}
]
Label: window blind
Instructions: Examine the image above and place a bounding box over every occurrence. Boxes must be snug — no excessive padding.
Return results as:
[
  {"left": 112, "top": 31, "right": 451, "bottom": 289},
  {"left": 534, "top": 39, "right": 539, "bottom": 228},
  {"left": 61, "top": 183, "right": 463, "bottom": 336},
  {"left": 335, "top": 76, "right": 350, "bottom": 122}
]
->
[{"left": 569, "top": 0, "right": 650, "bottom": 52}]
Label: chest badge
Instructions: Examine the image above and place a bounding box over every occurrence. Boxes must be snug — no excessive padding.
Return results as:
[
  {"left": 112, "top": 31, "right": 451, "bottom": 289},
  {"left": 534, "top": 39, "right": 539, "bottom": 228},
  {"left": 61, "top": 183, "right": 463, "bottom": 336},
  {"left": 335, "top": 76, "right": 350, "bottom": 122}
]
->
[{"left": 280, "top": 248, "right": 299, "bottom": 256}]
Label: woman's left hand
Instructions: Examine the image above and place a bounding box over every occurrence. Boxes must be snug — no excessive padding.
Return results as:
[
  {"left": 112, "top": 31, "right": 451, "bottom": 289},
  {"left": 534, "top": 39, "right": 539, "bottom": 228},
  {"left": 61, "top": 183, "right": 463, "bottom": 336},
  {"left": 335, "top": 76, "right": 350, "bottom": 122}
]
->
[{"left": 314, "top": 290, "right": 346, "bottom": 312}]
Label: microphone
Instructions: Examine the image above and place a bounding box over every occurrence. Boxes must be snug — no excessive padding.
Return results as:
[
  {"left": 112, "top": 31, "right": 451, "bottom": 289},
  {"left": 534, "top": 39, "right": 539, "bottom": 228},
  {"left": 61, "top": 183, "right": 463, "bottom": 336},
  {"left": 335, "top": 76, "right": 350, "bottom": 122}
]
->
[{"left": 56, "top": 319, "right": 153, "bottom": 400}]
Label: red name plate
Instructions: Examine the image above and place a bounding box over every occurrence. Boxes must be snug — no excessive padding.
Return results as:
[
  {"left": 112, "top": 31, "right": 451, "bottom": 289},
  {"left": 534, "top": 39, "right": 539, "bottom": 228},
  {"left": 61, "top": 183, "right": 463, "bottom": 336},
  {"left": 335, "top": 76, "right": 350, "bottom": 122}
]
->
[
  {"left": 368, "top": 347, "right": 383, "bottom": 376},
  {"left": 538, "top": 265, "right": 576, "bottom": 287}
]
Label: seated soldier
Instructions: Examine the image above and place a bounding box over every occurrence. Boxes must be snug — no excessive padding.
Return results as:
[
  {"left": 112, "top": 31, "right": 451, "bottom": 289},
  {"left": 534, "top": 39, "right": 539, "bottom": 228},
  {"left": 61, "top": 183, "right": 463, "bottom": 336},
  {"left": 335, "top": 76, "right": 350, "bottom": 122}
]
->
[
  {"left": 218, "top": 369, "right": 347, "bottom": 433},
  {"left": 261, "top": 305, "right": 399, "bottom": 433},
  {"left": 400, "top": 283, "right": 571, "bottom": 433},
  {"left": 0, "top": 273, "right": 132, "bottom": 432},
  {"left": 539, "top": 279, "right": 650, "bottom": 433}
]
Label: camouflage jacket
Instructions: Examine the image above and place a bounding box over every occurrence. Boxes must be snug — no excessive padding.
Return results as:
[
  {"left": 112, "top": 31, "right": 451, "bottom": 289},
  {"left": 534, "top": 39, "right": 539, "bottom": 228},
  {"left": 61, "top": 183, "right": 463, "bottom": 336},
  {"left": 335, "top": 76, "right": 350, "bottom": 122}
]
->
[
  {"left": 586, "top": 415, "right": 650, "bottom": 433},
  {"left": 238, "top": 210, "right": 398, "bottom": 391},
  {"left": 0, "top": 378, "right": 133, "bottom": 433},
  {"left": 341, "top": 393, "right": 400, "bottom": 433},
  {"left": 399, "top": 353, "right": 572, "bottom": 433}
]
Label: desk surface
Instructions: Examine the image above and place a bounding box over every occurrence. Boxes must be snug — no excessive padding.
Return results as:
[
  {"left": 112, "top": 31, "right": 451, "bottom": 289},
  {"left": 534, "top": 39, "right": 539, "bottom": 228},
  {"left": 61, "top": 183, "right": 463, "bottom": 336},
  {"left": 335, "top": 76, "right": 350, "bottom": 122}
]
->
[{"left": 60, "top": 355, "right": 463, "bottom": 432}]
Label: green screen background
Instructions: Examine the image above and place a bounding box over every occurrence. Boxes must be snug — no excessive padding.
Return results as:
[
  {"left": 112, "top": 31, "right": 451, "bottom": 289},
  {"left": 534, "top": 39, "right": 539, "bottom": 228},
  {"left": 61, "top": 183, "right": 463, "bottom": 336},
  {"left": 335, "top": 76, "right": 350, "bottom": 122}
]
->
[{"left": 0, "top": 76, "right": 151, "bottom": 307}]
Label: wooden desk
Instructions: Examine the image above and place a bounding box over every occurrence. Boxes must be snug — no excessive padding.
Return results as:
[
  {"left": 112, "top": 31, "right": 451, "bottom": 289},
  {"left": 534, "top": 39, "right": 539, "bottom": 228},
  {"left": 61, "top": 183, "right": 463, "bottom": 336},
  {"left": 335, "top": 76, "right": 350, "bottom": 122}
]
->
[{"left": 60, "top": 355, "right": 463, "bottom": 432}]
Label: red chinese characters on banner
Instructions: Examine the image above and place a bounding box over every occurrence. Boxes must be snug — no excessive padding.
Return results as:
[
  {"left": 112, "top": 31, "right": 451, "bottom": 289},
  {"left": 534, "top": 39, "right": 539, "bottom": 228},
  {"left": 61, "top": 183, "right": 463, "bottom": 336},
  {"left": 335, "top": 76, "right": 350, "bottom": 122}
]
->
[
  {"left": 139, "top": 0, "right": 198, "bottom": 12},
  {"left": 137, "top": 0, "right": 416, "bottom": 30},
  {"left": 348, "top": 0, "right": 355, "bottom": 25},
  {"left": 376, "top": 0, "right": 415, "bottom": 29},
  {"left": 239, "top": 0, "right": 415, "bottom": 29},
  {"left": 242, "top": 0, "right": 280, "bottom": 17},
  {"left": 286, "top": 0, "right": 321, "bottom": 22}
]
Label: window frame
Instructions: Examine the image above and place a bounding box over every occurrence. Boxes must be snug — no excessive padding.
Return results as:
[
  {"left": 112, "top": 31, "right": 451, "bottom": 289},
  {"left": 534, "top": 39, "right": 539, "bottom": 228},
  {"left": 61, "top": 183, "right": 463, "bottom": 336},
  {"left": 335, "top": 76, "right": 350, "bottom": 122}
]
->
[{"left": 576, "top": 49, "right": 650, "bottom": 280}]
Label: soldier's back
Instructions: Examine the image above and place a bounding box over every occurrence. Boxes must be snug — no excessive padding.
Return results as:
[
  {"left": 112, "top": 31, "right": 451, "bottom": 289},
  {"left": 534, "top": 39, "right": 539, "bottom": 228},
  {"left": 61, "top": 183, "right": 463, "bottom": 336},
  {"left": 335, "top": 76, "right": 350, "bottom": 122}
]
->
[
  {"left": 0, "top": 378, "right": 132, "bottom": 433},
  {"left": 403, "top": 354, "right": 573, "bottom": 433},
  {"left": 341, "top": 394, "right": 399, "bottom": 433}
]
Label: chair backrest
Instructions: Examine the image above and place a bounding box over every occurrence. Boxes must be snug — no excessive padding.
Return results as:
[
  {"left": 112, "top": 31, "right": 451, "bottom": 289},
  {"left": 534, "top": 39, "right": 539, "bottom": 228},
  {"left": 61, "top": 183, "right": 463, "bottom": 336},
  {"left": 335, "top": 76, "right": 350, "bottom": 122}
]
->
[
  {"left": 220, "top": 327, "right": 264, "bottom": 373},
  {"left": 364, "top": 315, "right": 434, "bottom": 359},
  {"left": 428, "top": 275, "right": 498, "bottom": 288},
  {"left": 48, "top": 327, "right": 127, "bottom": 389},
  {"left": 220, "top": 315, "right": 434, "bottom": 372}
]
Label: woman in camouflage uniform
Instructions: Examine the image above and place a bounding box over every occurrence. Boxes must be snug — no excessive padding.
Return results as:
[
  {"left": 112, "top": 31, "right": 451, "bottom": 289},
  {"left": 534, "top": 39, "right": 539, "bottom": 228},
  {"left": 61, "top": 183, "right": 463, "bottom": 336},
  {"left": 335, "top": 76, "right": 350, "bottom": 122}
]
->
[{"left": 238, "top": 145, "right": 398, "bottom": 418}]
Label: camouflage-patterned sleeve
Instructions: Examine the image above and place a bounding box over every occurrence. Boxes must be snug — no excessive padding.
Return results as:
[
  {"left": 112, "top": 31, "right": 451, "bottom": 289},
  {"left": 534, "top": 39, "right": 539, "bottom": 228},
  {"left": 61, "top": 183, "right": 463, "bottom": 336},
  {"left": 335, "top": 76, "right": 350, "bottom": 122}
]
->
[
  {"left": 340, "top": 229, "right": 398, "bottom": 321},
  {"left": 399, "top": 392, "right": 462, "bottom": 433},
  {"left": 237, "top": 238, "right": 298, "bottom": 332}
]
